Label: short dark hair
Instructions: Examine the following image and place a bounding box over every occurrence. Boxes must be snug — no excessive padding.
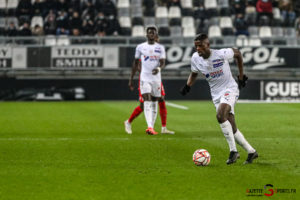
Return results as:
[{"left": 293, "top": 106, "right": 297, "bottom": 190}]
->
[
  {"left": 146, "top": 25, "right": 158, "bottom": 33},
  {"left": 194, "top": 33, "right": 208, "bottom": 41}
]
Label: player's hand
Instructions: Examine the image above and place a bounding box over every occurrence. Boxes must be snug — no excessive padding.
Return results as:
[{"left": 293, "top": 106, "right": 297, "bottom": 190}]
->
[
  {"left": 180, "top": 84, "right": 191, "bottom": 96},
  {"left": 152, "top": 67, "right": 161, "bottom": 75},
  {"left": 237, "top": 74, "right": 248, "bottom": 90},
  {"left": 128, "top": 80, "right": 134, "bottom": 91}
]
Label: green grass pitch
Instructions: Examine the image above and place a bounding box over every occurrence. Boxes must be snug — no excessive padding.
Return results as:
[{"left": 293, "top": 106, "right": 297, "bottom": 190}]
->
[{"left": 0, "top": 101, "right": 299, "bottom": 200}]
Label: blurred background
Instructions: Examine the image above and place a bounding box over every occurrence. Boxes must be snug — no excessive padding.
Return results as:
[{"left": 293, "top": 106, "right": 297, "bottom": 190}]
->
[{"left": 0, "top": 0, "right": 299, "bottom": 101}]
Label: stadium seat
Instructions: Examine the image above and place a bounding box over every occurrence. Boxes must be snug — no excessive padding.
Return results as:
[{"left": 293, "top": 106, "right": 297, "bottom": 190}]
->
[
  {"left": 248, "top": 37, "right": 262, "bottom": 46},
  {"left": 132, "top": 17, "right": 144, "bottom": 26},
  {"left": 272, "top": 27, "right": 284, "bottom": 37},
  {"left": 143, "top": 7, "right": 155, "bottom": 17},
  {"left": 218, "top": 0, "right": 229, "bottom": 8},
  {"left": 158, "top": 27, "right": 170, "bottom": 36},
  {"left": 117, "top": 0, "right": 130, "bottom": 8},
  {"left": 208, "top": 25, "right": 222, "bottom": 37},
  {"left": 7, "top": 0, "right": 18, "bottom": 15},
  {"left": 168, "top": 6, "right": 181, "bottom": 18},
  {"left": 131, "top": 6, "right": 143, "bottom": 18},
  {"left": 132, "top": 25, "right": 145, "bottom": 37},
  {"left": 182, "top": 8, "right": 194, "bottom": 16},
  {"left": 182, "top": 17, "right": 194, "bottom": 28},
  {"left": 259, "top": 26, "right": 272, "bottom": 38},
  {"left": 0, "top": 18, "right": 6, "bottom": 32},
  {"left": 143, "top": 0, "right": 155, "bottom": 8},
  {"left": 236, "top": 35, "right": 249, "bottom": 47},
  {"left": 31, "top": 16, "right": 43, "bottom": 28},
  {"left": 119, "top": 16, "right": 131, "bottom": 28},
  {"left": 248, "top": 26, "right": 259, "bottom": 36},
  {"left": 284, "top": 28, "right": 296, "bottom": 37},
  {"left": 144, "top": 17, "right": 155, "bottom": 26},
  {"left": 181, "top": 0, "right": 193, "bottom": 8},
  {"left": 131, "top": 0, "right": 142, "bottom": 7},
  {"left": 183, "top": 26, "right": 196, "bottom": 37},
  {"left": 220, "top": 17, "right": 233, "bottom": 28},
  {"left": 155, "top": 7, "right": 168, "bottom": 18},
  {"left": 169, "top": 18, "right": 181, "bottom": 26},
  {"left": 56, "top": 36, "right": 70, "bottom": 46},
  {"left": 170, "top": 26, "right": 182, "bottom": 37},
  {"left": 272, "top": 7, "right": 282, "bottom": 26},
  {"left": 118, "top": 7, "right": 130, "bottom": 17},
  {"left": 208, "top": 17, "right": 219, "bottom": 26},
  {"left": 0, "top": 0, "right": 6, "bottom": 16},
  {"left": 6, "top": 17, "right": 19, "bottom": 28},
  {"left": 156, "top": 17, "right": 168, "bottom": 27},
  {"left": 245, "top": 6, "right": 256, "bottom": 25},
  {"left": 45, "top": 35, "right": 56, "bottom": 46},
  {"left": 204, "top": 0, "right": 218, "bottom": 18}
]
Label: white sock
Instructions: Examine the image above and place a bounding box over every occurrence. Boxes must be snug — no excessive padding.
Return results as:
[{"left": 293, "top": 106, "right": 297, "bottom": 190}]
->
[
  {"left": 234, "top": 129, "right": 255, "bottom": 153},
  {"left": 144, "top": 101, "right": 152, "bottom": 128},
  {"left": 220, "top": 120, "right": 237, "bottom": 152},
  {"left": 151, "top": 101, "right": 158, "bottom": 128}
]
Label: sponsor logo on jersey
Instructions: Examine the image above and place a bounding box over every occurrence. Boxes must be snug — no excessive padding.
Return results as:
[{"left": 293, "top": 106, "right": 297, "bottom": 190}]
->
[
  {"left": 207, "top": 69, "right": 224, "bottom": 78},
  {"left": 144, "top": 55, "right": 160, "bottom": 61},
  {"left": 154, "top": 47, "right": 161, "bottom": 53},
  {"left": 212, "top": 59, "right": 224, "bottom": 68}
]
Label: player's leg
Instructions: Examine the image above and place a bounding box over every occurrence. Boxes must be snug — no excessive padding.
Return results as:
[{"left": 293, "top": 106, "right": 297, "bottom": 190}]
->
[
  {"left": 228, "top": 114, "right": 258, "bottom": 164},
  {"left": 158, "top": 96, "right": 175, "bottom": 134},
  {"left": 217, "top": 103, "right": 239, "bottom": 164},
  {"left": 124, "top": 87, "right": 144, "bottom": 134}
]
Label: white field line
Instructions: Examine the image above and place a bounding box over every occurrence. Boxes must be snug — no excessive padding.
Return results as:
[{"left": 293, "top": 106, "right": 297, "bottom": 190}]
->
[
  {"left": 165, "top": 102, "right": 189, "bottom": 110},
  {"left": 0, "top": 137, "right": 298, "bottom": 141},
  {"left": 238, "top": 100, "right": 300, "bottom": 103}
]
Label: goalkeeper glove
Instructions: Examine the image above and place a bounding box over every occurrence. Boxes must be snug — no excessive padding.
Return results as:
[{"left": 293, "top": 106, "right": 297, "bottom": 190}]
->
[
  {"left": 180, "top": 84, "right": 191, "bottom": 96},
  {"left": 237, "top": 75, "right": 248, "bottom": 90}
]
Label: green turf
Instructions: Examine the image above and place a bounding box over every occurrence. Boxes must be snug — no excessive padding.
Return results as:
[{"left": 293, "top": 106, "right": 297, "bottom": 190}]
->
[{"left": 0, "top": 101, "right": 299, "bottom": 200}]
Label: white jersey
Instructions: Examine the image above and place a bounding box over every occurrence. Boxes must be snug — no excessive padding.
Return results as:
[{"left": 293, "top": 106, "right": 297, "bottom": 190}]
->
[
  {"left": 135, "top": 42, "right": 166, "bottom": 82},
  {"left": 191, "top": 48, "right": 238, "bottom": 101}
]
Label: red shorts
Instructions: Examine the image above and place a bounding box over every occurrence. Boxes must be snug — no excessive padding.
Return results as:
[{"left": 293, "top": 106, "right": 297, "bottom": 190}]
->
[{"left": 138, "top": 82, "right": 165, "bottom": 103}]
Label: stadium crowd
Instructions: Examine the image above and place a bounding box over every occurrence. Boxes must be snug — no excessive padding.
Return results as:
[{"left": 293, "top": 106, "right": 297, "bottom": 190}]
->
[{"left": 0, "top": 0, "right": 300, "bottom": 38}]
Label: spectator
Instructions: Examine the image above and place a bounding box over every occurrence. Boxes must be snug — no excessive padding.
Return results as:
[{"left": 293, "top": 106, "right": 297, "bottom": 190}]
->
[
  {"left": 6, "top": 22, "right": 18, "bottom": 36},
  {"left": 295, "top": 16, "right": 300, "bottom": 37},
  {"left": 94, "top": 12, "right": 108, "bottom": 34},
  {"left": 56, "top": 27, "right": 70, "bottom": 35},
  {"left": 69, "top": 11, "right": 82, "bottom": 30},
  {"left": 56, "top": 10, "right": 69, "bottom": 29},
  {"left": 82, "top": 0, "right": 96, "bottom": 20},
  {"left": 256, "top": 0, "right": 273, "bottom": 25},
  {"left": 232, "top": 0, "right": 246, "bottom": 15},
  {"left": 82, "top": 14, "right": 95, "bottom": 35},
  {"left": 32, "top": 0, "right": 45, "bottom": 16},
  {"left": 105, "top": 15, "right": 121, "bottom": 36},
  {"left": 167, "top": 0, "right": 181, "bottom": 8},
  {"left": 57, "top": 0, "right": 69, "bottom": 12},
  {"left": 279, "top": 0, "right": 296, "bottom": 26},
  {"left": 19, "top": 22, "right": 32, "bottom": 36},
  {"left": 44, "top": 10, "right": 57, "bottom": 35},
  {"left": 234, "top": 13, "right": 249, "bottom": 36},
  {"left": 44, "top": 0, "right": 58, "bottom": 15},
  {"left": 32, "top": 24, "right": 44, "bottom": 36},
  {"left": 16, "top": 0, "right": 32, "bottom": 18},
  {"left": 98, "top": 0, "right": 117, "bottom": 17}
]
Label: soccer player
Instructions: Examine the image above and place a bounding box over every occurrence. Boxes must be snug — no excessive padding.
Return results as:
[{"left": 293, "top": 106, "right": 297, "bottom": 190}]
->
[
  {"left": 124, "top": 35, "right": 174, "bottom": 135},
  {"left": 126, "top": 25, "right": 167, "bottom": 135},
  {"left": 180, "top": 33, "right": 258, "bottom": 164}
]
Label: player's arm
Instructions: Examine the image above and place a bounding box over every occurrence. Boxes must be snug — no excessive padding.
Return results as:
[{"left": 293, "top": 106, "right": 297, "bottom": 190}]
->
[
  {"left": 180, "top": 72, "right": 198, "bottom": 96},
  {"left": 152, "top": 59, "right": 165, "bottom": 75},
  {"left": 232, "top": 48, "right": 248, "bottom": 89},
  {"left": 129, "top": 58, "right": 140, "bottom": 91}
]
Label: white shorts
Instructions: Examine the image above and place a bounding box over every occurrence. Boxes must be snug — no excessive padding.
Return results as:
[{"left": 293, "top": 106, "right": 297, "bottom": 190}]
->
[
  {"left": 140, "top": 81, "right": 162, "bottom": 97},
  {"left": 213, "top": 88, "right": 239, "bottom": 115}
]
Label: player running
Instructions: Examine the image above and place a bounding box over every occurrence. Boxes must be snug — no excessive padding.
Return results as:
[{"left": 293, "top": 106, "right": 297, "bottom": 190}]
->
[
  {"left": 180, "top": 33, "right": 258, "bottom": 164},
  {"left": 124, "top": 34, "right": 174, "bottom": 135},
  {"left": 127, "top": 25, "right": 167, "bottom": 135}
]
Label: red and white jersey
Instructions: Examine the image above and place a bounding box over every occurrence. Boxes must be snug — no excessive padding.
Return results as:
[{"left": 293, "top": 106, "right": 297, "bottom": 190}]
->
[
  {"left": 135, "top": 42, "right": 166, "bottom": 83},
  {"left": 191, "top": 48, "right": 238, "bottom": 101}
]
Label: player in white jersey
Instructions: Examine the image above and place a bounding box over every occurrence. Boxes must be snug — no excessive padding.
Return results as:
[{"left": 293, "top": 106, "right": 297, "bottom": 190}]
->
[
  {"left": 128, "top": 25, "right": 166, "bottom": 135},
  {"left": 180, "top": 33, "right": 258, "bottom": 164}
]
